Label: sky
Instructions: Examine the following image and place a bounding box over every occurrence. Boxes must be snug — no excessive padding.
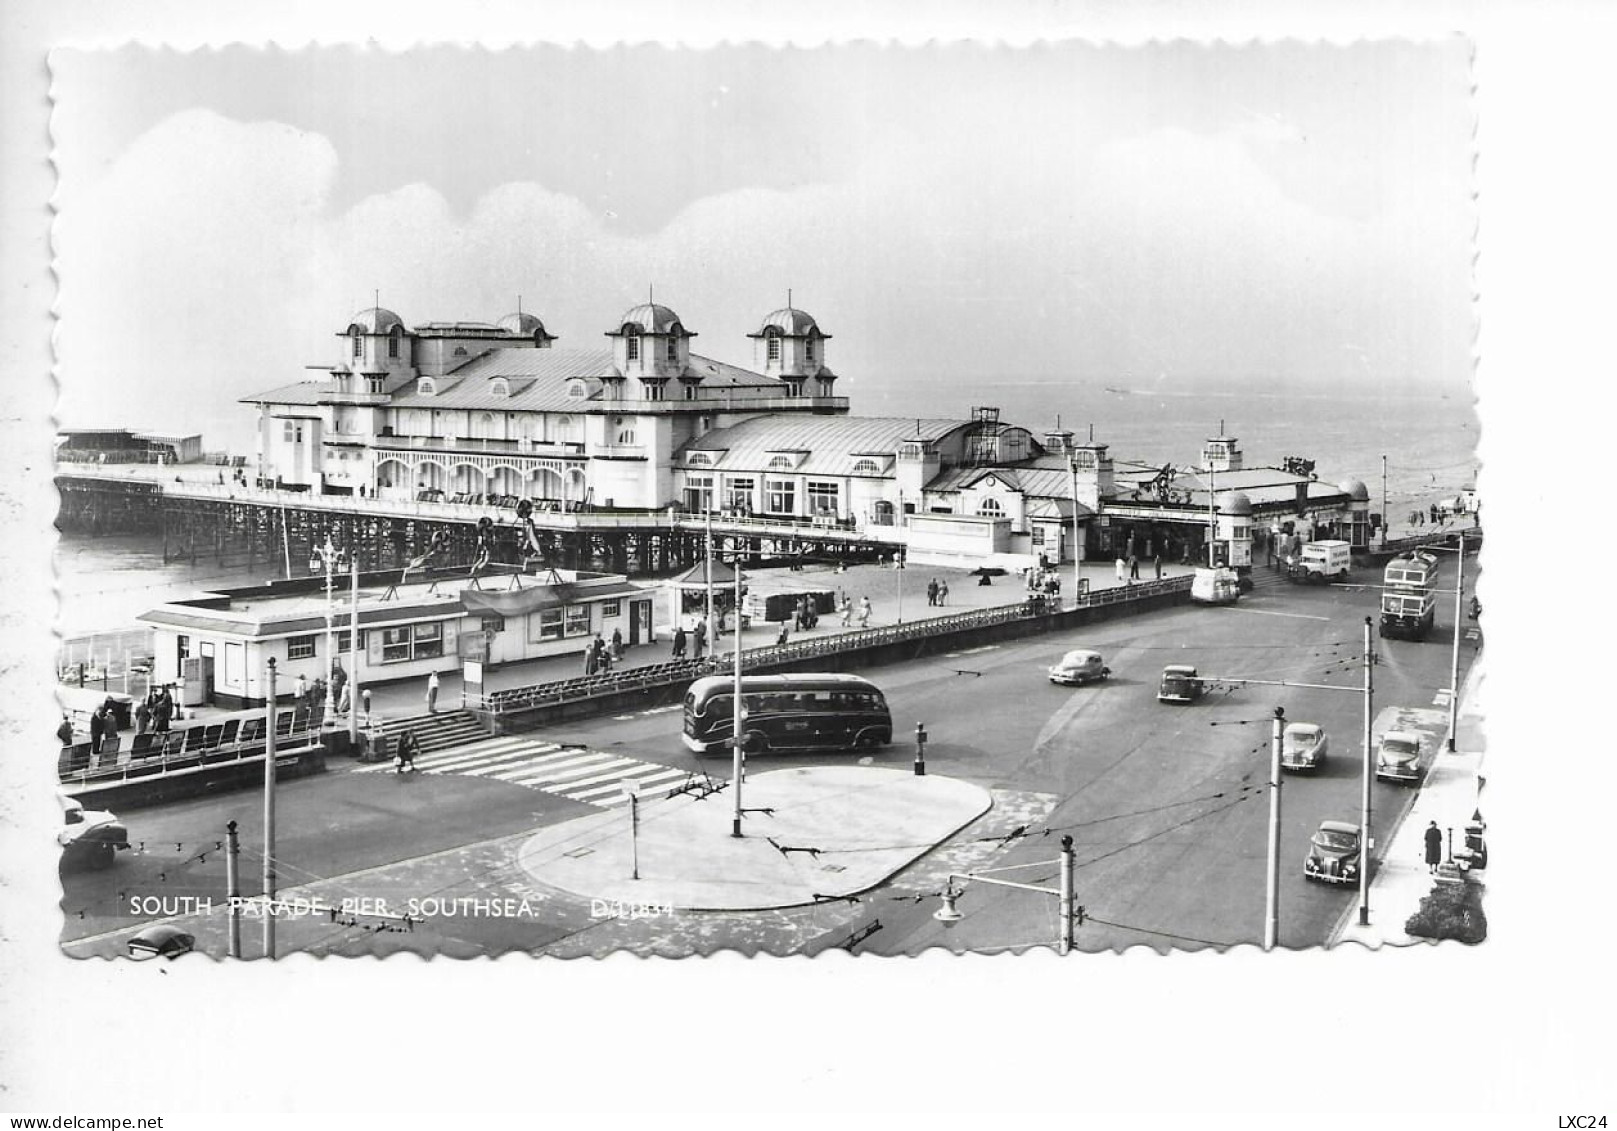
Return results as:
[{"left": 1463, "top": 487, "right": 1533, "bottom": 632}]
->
[{"left": 49, "top": 40, "right": 1476, "bottom": 453}]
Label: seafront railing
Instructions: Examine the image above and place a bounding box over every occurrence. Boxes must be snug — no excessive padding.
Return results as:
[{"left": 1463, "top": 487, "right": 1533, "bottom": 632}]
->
[
  {"left": 57, "top": 705, "right": 324, "bottom": 787},
  {"left": 479, "top": 575, "right": 1191, "bottom": 718}
]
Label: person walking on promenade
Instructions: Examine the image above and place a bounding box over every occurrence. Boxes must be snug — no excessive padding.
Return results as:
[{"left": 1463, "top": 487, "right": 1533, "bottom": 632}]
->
[
  {"left": 89, "top": 705, "right": 106, "bottom": 755},
  {"left": 152, "top": 687, "right": 173, "bottom": 734},
  {"left": 361, "top": 687, "right": 372, "bottom": 724},
  {"left": 926, "top": 578, "right": 939, "bottom": 606},
  {"left": 938, "top": 579, "right": 949, "bottom": 606},
  {"left": 57, "top": 714, "right": 74, "bottom": 747},
  {"left": 426, "top": 670, "right": 441, "bottom": 714},
  {"left": 840, "top": 597, "right": 853, "bottom": 627},
  {"left": 1424, "top": 820, "right": 1444, "bottom": 874},
  {"left": 777, "top": 622, "right": 790, "bottom": 647},
  {"left": 1128, "top": 554, "right": 1140, "bottom": 580},
  {"left": 692, "top": 620, "right": 707, "bottom": 661},
  {"left": 610, "top": 627, "right": 624, "bottom": 662},
  {"left": 858, "top": 595, "right": 872, "bottom": 628},
  {"left": 294, "top": 672, "right": 308, "bottom": 706},
  {"left": 134, "top": 697, "right": 151, "bottom": 736},
  {"left": 1115, "top": 556, "right": 1126, "bottom": 582},
  {"left": 672, "top": 626, "right": 688, "bottom": 659},
  {"left": 584, "top": 637, "right": 601, "bottom": 676},
  {"left": 395, "top": 729, "right": 419, "bottom": 774},
  {"left": 1153, "top": 553, "right": 1163, "bottom": 579}
]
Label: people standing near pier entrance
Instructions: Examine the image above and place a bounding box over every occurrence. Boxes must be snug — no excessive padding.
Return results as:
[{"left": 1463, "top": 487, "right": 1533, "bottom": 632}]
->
[
  {"left": 693, "top": 620, "right": 707, "bottom": 660},
  {"left": 611, "top": 627, "right": 624, "bottom": 661},
  {"left": 134, "top": 697, "right": 151, "bottom": 736},
  {"left": 938, "top": 579, "right": 949, "bottom": 606},
  {"left": 858, "top": 596, "right": 872, "bottom": 627},
  {"left": 1128, "top": 554, "right": 1140, "bottom": 581},
  {"left": 152, "top": 687, "right": 173, "bottom": 734},
  {"left": 426, "top": 670, "right": 441, "bottom": 714},
  {"left": 926, "top": 578, "right": 939, "bottom": 606},
  {"left": 1154, "top": 553, "right": 1163, "bottom": 579},
  {"left": 672, "top": 626, "right": 688, "bottom": 659},
  {"left": 840, "top": 597, "right": 852, "bottom": 627},
  {"left": 1115, "top": 557, "right": 1126, "bottom": 581}
]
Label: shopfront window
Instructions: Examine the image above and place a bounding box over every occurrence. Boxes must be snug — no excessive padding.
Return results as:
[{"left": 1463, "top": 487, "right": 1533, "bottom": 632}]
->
[{"left": 764, "top": 477, "right": 796, "bottom": 515}]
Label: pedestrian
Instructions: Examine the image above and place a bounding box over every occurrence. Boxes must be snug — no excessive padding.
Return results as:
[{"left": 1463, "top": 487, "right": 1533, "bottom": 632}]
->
[
  {"left": 777, "top": 622, "right": 790, "bottom": 647},
  {"left": 426, "top": 669, "right": 440, "bottom": 713},
  {"left": 152, "top": 687, "right": 173, "bottom": 734},
  {"left": 338, "top": 681, "right": 352, "bottom": 716},
  {"left": 840, "top": 597, "right": 852, "bottom": 627},
  {"left": 56, "top": 714, "right": 74, "bottom": 747},
  {"left": 396, "top": 729, "right": 419, "bottom": 774},
  {"left": 672, "top": 625, "right": 688, "bottom": 659},
  {"left": 89, "top": 705, "right": 106, "bottom": 754},
  {"left": 1128, "top": 554, "right": 1140, "bottom": 580},
  {"left": 331, "top": 659, "right": 347, "bottom": 705},
  {"left": 926, "top": 578, "right": 939, "bottom": 606},
  {"left": 584, "top": 638, "right": 600, "bottom": 676},
  {"left": 361, "top": 687, "right": 372, "bottom": 723},
  {"left": 1424, "top": 820, "right": 1444, "bottom": 874},
  {"left": 858, "top": 595, "right": 872, "bottom": 627},
  {"left": 1153, "top": 553, "right": 1162, "bottom": 579},
  {"left": 693, "top": 620, "right": 706, "bottom": 660},
  {"left": 1115, "top": 556, "right": 1126, "bottom": 581},
  {"left": 134, "top": 697, "right": 151, "bottom": 736},
  {"left": 938, "top": 579, "right": 949, "bottom": 605},
  {"left": 294, "top": 672, "right": 308, "bottom": 705},
  {"left": 611, "top": 627, "right": 624, "bottom": 661}
]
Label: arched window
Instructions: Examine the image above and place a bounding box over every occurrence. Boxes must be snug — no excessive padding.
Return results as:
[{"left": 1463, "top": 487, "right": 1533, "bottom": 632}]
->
[
  {"left": 566, "top": 380, "right": 587, "bottom": 399},
  {"left": 766, "top": 331, "right": 781, "bottom": 362},
  {"left": 666, "top": 336, "right": 678, "bottom": 362},
  {"left": 852, "top": 459, "right": 882, "bottom": 475},
  {"left": 767, "top": 455, "right": 795, "bottom": 470},
  {"left": 616, "top": 426, "right": 637, "bottom": 445},
  {"left": 388, "top": 325, "right": 403, "bottom": 359},
  {"left": 490, "top": 378, "right": 509, "bottom": 398},
  {"left": 417, "top": 378, "right": 436, "bottom": 396},
  {"left": 626, "top": 335, "right": 640, "bottom": 362},
  {"left": 453, "top": 346, "right": 468, "bottom": 357},
  {"left": 687, "top": 452, "right": 712, "bottom": 467},
  {"left": 350, "top": 329, "right": 362, "bottom": 359},
  {"left": 977, "top": 498, "right": 1005, "bottom": 517},
  {"left": 805, "top": 333, "right": 817, "bottom": 362}
]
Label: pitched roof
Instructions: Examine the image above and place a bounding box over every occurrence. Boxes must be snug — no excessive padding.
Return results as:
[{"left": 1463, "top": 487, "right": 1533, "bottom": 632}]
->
[{"left": 682, "top": 416, "right": 967, "bottom": 477}]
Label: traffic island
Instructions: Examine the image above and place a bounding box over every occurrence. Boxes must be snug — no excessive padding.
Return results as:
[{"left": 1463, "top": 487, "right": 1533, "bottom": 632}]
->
[{"left": 514, "top": 766, "right": 993, "bottom": 911}]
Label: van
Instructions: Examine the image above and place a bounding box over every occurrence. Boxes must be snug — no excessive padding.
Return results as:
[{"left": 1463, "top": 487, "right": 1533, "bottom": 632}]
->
[
  {"left": 1287, "top": 539, "right": 1352, "bottom": 584},
  {"left": 1191, "top": 567, "right": 1241, "bottom": 605}
]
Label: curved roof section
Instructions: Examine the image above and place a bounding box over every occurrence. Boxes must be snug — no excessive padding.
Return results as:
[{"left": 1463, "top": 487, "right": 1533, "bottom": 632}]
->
[
  {"left": 1222, "top": 491, "right": 1254, "bottom": 516},
  {"left": 749, "top": 307, "right": 828, "bottom": 338},
  {"left": 1339, "top": 478, "right": 1371, "bottom": 501},
  {"left": 346, "top": 307, "right": 404, "bottom": 334},
  {"left": 498, "top": 312, "right": 550, "bottom": 336},
  {"left": 611, "top": 303, "right": 690, "bottom": 336}
]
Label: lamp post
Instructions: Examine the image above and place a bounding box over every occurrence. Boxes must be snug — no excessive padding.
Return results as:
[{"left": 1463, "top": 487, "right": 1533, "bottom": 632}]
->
[
  {"left": 1360, "top": 616, "right": 1374, "bottom": 927},
  {"left": 934, "top": 836, "right": 1078, "bottom": 954},
  {"left": 309, "top": 533, "right": 346, "bottom": 726},
  {"left": 1265, "top": 706, "right": 1284, "bottom": 951},
  {"left": 731, "top": 549, "right": 745, "bottom": 839},
  {"left": 263, "top": 657, "right": 277, "bottom": 959},
  {"left": 622, "top": 779, "right": 643, "bottom": 880}
]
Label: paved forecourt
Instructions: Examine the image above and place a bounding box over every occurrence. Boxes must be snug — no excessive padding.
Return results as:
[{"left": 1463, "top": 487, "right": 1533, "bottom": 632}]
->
[{"left": 516, "top": 765, "right": 992, "bottom": 911}]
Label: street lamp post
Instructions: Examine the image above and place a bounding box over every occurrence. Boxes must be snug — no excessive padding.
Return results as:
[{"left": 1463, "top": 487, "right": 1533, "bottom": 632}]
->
[
  {"left": 1265, "top": 706, "right": 1284, "bottom": 951},
  {"left": 263, "top": 657, "right": 278, "bottom": 959},
  {"left": 309, "top": 533, "right": 346, "bottom": 726},
  {"left": 1360, "top": 615, "right": 1374, "bottom": 927},
  {"left": 935, "top": 836, "right": 1078, "bottom": 954},
  {"left": 731, "top": 551, "right": 745, "bottom": 839}
]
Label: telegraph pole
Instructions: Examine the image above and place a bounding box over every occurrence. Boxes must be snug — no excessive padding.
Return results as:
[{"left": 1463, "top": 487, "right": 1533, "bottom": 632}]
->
[
  {"left": 349, "top": 552, "right": 361, "bottom": 745},
  {"left": 263, "top": 657, "right": 278, "bottom": 958},
  {"left": 225, "top": 819, "right": 241, "bottom": 959},
  {"left": 704, "top": 509, "right": 715, "bottom": 665},
  {"left": 731, "top": 551, "right": 745, "bottom": 838},
  {"left": 1265, "top": 706, "right": 1284, "bottom": 951},
  {"left": 1359, "top": 616, "right": 1374, "bottom": 927}
]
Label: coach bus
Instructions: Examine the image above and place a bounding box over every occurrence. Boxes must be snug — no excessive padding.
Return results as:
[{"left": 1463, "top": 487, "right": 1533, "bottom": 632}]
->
[{"left": 681, "top": 673, "right": 893, "bottom": 756}]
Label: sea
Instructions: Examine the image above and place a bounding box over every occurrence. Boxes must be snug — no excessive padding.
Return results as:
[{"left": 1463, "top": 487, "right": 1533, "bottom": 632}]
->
[{"left": 53, "top": 384, "right": 1480, "bottom": 645}]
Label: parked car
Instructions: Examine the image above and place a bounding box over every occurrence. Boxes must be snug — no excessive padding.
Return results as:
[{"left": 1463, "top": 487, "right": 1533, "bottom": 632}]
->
[
  {"left": 127, "top": 925, "right": 195, "bottom": 960},
  {"left": 1280, "top": 722, "right": 1329, "bottom": 772},
  {"left": 1375, "top": 730, "right": 1424, "bottom": 784},
  {"left": 1048, "top": 649, "right": 1110, "bottom": 686},
  {"left": 1303, "top": 820, "right": 1362, "bottom": 884},
  {"left": 1157, "top": 665, "right": 1204, "bottom": 704},
  {"left": 57, "top": 793, "right": 129, "bottom": 870}
]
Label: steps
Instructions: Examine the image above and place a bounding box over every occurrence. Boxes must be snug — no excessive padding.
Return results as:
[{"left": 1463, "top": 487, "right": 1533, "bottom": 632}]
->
[{"left": 374, "top": 711, "right": 486, "bottom": 755}]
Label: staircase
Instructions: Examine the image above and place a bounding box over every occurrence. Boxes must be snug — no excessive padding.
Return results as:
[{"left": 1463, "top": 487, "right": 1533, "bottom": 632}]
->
[
  {"left": 375, "top": 711, "right": 486, "bottom": 755},
  {"left": 1246, "top": 565, "right": 1293, "bottom": 592}
]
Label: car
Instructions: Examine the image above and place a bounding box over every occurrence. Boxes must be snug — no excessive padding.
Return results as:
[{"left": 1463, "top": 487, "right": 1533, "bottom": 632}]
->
[
  {"left": 1375, "top": 730, "right": 1424, "bottom": 784},
  {"left": 1304, "top": 820, "right": 1362, "bottom": 884},
  {"left": 1048, "top": 649, "right": 1110, "bottom": 686},
  {"left": 1156, "top": 664, "right": 1204, "bottom": 703},
  {"left": 1280, "top": 722, "right": 1329, "bottom": 772},
  {"left": 127, "top": 925, "right": 196, "bottom": 960},
  {"left": 57, "top": 793, "right": 130, "bottom": 870}
]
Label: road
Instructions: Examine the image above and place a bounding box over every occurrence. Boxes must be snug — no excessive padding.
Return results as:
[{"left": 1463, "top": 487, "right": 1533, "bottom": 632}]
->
[{"left": 60, "top": 560, "right": 1478, "bottom": 957}]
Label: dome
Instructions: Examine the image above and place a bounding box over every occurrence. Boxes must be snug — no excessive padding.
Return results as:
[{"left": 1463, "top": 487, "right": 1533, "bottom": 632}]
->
[
  {"left": 347, "top": 307, "right": 404, "bottom": 334},
  {"left": 1222, "top": 491, "right": 1254, "bottom": 516},
  {"left": 1338, "top": 478, "right": 1371, "bottom": 502},
  {"left": 614, "top": 303, "right": 688, "bottom": 336},
  {"left": 751, "top": 307, "right": 827, "bottom": 338},
  {"left": 498, "top": 312, "right": 549, "bottom": 336}
]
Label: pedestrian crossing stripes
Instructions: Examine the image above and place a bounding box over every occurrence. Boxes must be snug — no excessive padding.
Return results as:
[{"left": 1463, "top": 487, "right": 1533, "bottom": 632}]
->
[{"left": 353, "top": 735, "right": 699, "bottom": 808}]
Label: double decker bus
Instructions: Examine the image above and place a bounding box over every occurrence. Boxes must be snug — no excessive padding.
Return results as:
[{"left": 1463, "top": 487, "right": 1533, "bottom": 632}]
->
[
  {"left": 681, "top": 673, "right": 893, "bottom": 756},
  {"left": 1380, "top": 551, "right": 1438, "bottom": 640}
]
